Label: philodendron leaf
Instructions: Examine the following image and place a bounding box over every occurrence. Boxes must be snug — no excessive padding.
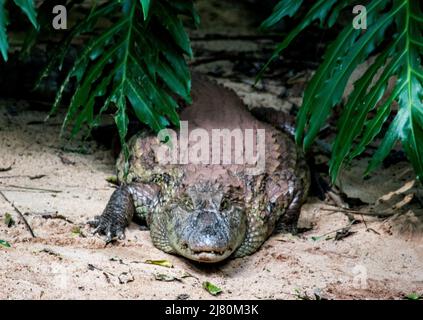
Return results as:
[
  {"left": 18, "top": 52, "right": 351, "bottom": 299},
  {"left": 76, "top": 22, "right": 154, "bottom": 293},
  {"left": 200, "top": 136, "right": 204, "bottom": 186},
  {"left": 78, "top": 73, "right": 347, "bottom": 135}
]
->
[
  {"left": 256, "top": 0, "right": 338, "bottom": 81},
  {"left": 260, "top": 0, "right": 303, "bottom": 30},
  {"left": 144, "top": 259, "right": 174, "bottom": 268},
  {"left": 0, "top": 0, "right": 9, "bottom": 61},
  {"left": 202, "top": 281, "right": 222, "bottom": 296},
  {"left": 260, "top": 0, "right": 423, "bottom": 182},
  {"left": 154, "top": 1, "right": 193, "bottom": 57},
  {"left": 140, "top": 0, "right": 151, "bottom": 20},
  {"left": 0, "top": 239, "right": 11, "bottom": 248},
  {"left": 0, "top": 0, "right": 39, "bottom": 61},
  {"left": 44, "top": 0, "right": 195, "bottom": 165},
  {"left": 13, "top": 0, "right": 39, "bottom": 29},
  {"left": 303, "top": 7, "right": 395, "bottom": 150}
]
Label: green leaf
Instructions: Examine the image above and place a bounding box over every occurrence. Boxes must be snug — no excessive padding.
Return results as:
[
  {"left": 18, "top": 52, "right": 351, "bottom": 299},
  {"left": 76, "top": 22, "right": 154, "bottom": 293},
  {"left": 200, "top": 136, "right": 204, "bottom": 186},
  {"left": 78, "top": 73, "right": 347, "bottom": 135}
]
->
[
  {"left": 115, "top": 93, "right": 130, "bottom": 160},
  {"left": 405, "top": 292, "right": 422, "bottom": 300},
  {"left": 154, "top": 1, "right": 193, "bottom": 57},
  {"left": 140, "top": 0, "right": 151, "bottom": 20},
  {"left": 13, "top": 0, "right": 39, "bottom": 30},
  {"left": 125, "top": 78, "right": 166, "bottom": 132},
  {"left": 326, "top": 0, "right": 351, "bottom": 27},
  {"left": 295, "top": 23, "right": 361, "bottom": 144},
  {"left": 366, "top": 0, "right": 423, "bottom": 180},
  {"left": 105, "top": 176, "right": 119, "bottom": 185},
  {"left": 202, "top": 281, "right": 222, "bottom": 296},
  {"left": 260, "top": 0, "right": 303, "bottom": 30},
  {"left": 303, "top": 7, "right": 398, "bottom": 150},
  {"left": 154, "top": 273, "right": 180, "bottom": 282},
  {"left": 157, "top": 61, "right": 191, "bottom": 103},
  {"left": 330, "top": 41, "right": 402, "bottom": 179},
  {"left": 0, "top": 0, "right": 9, "bottom": 61},
  {"left": 256, "top": 0, "right": 338, "bottom": 82},
  {"left": 4, "top": 213, "right": 14, "bottom": 227},
  {"left": 144, "top": 259, "right": 174, "bottom": 268},
  {"left": 0, "top": 239, "right": 11, "bottom": 248},
  {"left": 37, "top": 2, "right": 121, "bottom": 88},
  {"left": 43, "top": 0, "right": 195, "bottom": 162},
  {"left": 167, "top": 0, "right": 200, "bottom": 27},
  {"left": 71, "top": 226, "right": 81, "bottom": 236},
  {"left": 261, "top": 0, "right": 423, "bottom": 182},
  {"left": 154, "top": 271, "right": 192, "bottom": 282},
  {"left": 295, "top": 0, "right": 394, "bottom": 145},
  {"left": 367, "top": 108, "right": 408, "bottom": 174}
]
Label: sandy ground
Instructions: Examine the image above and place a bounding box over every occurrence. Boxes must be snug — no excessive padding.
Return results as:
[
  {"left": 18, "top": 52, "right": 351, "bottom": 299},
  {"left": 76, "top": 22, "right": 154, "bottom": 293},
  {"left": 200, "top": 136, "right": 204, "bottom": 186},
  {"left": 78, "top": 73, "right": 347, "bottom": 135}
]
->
[{"left": 0, "top": 97, "right": 422, "bottom": 300}]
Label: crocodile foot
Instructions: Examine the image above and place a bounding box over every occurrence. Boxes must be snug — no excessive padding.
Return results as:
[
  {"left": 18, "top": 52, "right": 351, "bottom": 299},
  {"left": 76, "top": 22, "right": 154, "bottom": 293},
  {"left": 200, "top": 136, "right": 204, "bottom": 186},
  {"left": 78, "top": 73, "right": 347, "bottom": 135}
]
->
[{"left": 88, "top": 186, "right": 135, "bottom": 243}]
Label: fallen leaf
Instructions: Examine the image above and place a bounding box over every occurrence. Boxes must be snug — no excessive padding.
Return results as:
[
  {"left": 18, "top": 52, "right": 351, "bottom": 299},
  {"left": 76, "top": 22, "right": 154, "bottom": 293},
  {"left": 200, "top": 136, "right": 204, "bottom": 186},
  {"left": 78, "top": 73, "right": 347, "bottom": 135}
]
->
[
  {"left": 154, "top": 271, "right": 194, "bottom": 282},
  {"left": 106, "top": 176, "right": 119, "bottom": 185},
  {"left": 405, "top": 292, "right": 422, "bottom": 300},
  {"left": 71, "top": 226, "right": 81, "bottom": 236},
  {"left": 154, "top": 273, "right": 182, "bottom": 282},
  {"left": 181, "top": 272, "right": 196, "bottom": 279},
  {"left": 4, "top": 213, "right": 15, "bottom": 227},
  {"left": 0, "top": 240, "right": 11, "bottom": 248},
  {"left": 144, "top": 259, "right": 173, "bottom": 268},
  {"left": 202, "top": 281, "right": 222, "bottom": 296}
]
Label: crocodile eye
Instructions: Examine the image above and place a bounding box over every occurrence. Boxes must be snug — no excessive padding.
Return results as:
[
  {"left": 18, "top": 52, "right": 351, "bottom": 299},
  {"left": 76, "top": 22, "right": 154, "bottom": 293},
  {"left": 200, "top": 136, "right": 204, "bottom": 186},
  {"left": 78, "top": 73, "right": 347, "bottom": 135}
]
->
[{"left": 220, "top": 197, "right": 231, "bottom": 211}]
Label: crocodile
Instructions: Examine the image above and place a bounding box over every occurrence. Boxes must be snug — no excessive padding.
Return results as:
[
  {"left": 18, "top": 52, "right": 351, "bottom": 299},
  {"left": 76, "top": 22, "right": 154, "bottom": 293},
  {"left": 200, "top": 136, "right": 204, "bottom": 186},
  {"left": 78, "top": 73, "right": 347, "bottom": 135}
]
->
[{"left": 90, "top": 73, "right": 309, "bottom": 263}]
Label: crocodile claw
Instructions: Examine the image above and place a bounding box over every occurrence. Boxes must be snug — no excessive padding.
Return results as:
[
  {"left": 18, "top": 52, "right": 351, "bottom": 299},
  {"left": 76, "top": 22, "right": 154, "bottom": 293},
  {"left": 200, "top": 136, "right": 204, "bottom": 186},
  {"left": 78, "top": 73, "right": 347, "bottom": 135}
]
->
[
  {"left": 88, "top": 213, "right": 129, "bottom": 242},
  {"left": 88, "top": 186, "right": 135, "bottom": 243}
]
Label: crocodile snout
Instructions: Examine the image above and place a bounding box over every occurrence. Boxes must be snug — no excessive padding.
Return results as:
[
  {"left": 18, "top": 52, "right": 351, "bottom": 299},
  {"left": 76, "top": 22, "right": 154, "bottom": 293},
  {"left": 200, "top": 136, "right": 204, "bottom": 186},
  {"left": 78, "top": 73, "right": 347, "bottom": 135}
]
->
[
  {"left": 166, "top": 206, "right": 246, "bottom": 263},
  {"left": 185, "top": 212, "right": 231, "bottom": 261}
]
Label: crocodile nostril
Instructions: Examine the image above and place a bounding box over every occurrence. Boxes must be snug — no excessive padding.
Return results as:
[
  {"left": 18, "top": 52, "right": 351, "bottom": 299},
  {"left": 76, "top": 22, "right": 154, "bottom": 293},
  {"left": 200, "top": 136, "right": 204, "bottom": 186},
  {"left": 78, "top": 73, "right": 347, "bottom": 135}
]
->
[{"left": 181, "top": 242, "right": 189, "bottom": 250}]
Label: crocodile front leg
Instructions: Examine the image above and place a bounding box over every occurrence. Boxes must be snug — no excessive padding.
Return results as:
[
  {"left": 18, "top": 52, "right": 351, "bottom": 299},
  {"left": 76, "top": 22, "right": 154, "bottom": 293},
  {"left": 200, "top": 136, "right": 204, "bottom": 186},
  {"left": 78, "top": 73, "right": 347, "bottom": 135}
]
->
[{"left": 89, "top": 183, "right": 159, "bottom": 243}]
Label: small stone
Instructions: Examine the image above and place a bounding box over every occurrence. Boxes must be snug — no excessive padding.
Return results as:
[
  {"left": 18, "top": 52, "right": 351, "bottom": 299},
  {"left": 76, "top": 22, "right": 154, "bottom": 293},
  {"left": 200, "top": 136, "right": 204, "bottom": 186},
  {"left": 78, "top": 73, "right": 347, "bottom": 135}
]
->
[{"left": 176, "top": 294, "right": 190, "bottom": 300}]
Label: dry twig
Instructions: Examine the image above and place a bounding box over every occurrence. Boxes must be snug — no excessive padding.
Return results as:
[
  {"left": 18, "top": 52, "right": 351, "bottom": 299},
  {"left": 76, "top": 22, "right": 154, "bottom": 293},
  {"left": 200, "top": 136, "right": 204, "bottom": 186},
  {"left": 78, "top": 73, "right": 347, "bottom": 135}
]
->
[{"left": 0, "top": 191, "right": 35, "bottom": 238}]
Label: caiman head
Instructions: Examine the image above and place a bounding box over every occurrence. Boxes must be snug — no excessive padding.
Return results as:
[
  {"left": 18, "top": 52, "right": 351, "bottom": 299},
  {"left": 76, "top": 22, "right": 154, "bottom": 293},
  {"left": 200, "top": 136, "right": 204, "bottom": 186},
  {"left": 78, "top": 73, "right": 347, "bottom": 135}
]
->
[{"left": 150, "top": 182, "right": 247, "bottom": 263}]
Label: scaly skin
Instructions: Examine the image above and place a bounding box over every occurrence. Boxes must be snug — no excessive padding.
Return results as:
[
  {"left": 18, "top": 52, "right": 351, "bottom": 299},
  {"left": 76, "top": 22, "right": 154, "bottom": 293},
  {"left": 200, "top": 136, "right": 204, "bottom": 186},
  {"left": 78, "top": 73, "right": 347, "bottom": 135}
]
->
[{"left": 90, "top": 74, "right": 309, "bottom": 263}]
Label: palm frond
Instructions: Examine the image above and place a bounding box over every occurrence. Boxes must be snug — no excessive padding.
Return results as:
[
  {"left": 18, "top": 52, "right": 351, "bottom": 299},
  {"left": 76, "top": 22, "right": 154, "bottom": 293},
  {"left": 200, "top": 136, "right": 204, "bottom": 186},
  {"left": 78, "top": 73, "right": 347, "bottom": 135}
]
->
[
  {"left": 0, "top": 0, "right": 38, "bottom": 61},
  {"left": 42, "top": 0, "right": 198, "bottom": 159},
  {"left": 261, "top": 0, "right": 423, "bottom": 181}
]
